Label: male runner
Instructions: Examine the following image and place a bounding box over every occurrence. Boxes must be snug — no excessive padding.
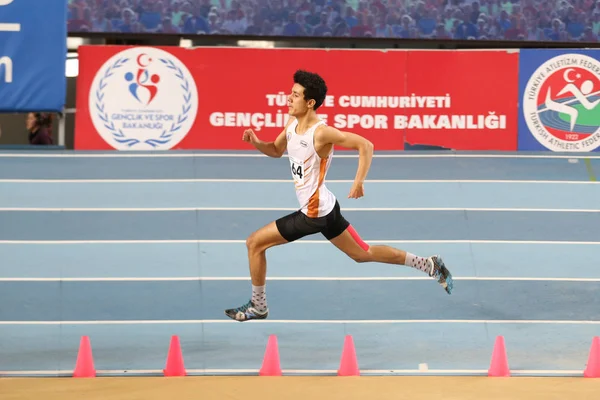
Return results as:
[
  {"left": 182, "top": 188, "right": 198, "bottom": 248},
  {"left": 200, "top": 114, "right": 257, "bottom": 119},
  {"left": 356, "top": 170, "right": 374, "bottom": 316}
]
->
[{"left": 225, "top": 70, "right": 453, "bottom": 322}]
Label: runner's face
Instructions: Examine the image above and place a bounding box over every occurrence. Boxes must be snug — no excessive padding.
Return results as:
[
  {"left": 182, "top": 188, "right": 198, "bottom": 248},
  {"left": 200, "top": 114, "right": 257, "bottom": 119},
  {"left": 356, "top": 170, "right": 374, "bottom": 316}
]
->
[{"left": 288, "top": 83, "right": 309, "bottom": 116}]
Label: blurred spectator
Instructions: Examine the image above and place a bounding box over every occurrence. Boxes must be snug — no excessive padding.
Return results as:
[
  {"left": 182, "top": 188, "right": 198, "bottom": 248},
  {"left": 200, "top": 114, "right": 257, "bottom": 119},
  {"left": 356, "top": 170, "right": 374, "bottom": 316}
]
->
[
  {"left": 92, "top": 8, "right": 113, "bottom": 31},
  {"left": 314, "top": 12, "right": 334, "bottom": 36},
  {"left": 66, "top": 0, "right": 600, "bottom": 42},
  {"left": 454, "top": 9, "right": 479, "bottom": 39},
  {"left": 26, "top": 113, "right": 54, "bottom": 146}
]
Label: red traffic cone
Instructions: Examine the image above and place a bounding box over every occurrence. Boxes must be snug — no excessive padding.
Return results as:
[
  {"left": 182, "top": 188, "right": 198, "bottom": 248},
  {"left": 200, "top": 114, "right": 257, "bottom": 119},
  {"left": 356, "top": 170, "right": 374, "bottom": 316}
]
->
[
  {"left": 584, "top": 336, "right": 600, "bottom": 378},
  {"left": 337, "top": 335, "right": 360, "bottom": 376},
  {"left": 73, "top": 336, "right": 96, "bottom": 378},
  {"left": 259, "top": 335, "right": 282, "bottom": 376},
  {"left": 163, "top": 335, "right": 186, "bottom": 376},
  {"left": 488, "top": 336, "right": 510, "bottom": 377}
]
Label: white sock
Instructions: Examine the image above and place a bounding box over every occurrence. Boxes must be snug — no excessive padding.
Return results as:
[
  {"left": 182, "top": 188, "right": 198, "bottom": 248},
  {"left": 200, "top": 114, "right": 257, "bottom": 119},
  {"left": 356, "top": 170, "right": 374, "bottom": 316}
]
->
[
  {"left": 251, "top": 285, "right": 267, "bottom": 312},
  {"left": 405, "top": 253, "right": 430, "bottom": 274}
]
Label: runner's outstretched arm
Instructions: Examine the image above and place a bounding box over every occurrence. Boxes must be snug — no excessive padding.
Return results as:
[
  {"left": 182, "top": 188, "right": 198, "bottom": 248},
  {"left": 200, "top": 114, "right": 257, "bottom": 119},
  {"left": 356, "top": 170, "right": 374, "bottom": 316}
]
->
[{"left": 242, "top": 119, "right": 293, "bottom": 158}]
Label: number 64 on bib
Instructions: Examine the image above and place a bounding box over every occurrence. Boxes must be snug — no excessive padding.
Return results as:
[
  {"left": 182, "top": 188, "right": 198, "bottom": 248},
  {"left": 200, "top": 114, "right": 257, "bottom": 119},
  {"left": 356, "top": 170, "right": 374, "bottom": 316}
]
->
[{"left": 290, "top": 157, "right": 304, "bottom": 185}]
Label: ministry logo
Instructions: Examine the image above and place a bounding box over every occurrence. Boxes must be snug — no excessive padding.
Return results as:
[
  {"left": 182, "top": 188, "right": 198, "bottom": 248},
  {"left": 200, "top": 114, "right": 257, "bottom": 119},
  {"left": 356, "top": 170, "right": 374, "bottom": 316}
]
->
[{"left": 89, "top": 47, "right": 198, "bottom": 150}]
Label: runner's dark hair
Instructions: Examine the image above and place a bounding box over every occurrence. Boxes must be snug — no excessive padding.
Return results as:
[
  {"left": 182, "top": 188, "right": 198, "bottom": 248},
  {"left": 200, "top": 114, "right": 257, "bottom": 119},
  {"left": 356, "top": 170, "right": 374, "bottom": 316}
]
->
[{"left": 293, "top": 70, "right": 328, "bottom": 110}]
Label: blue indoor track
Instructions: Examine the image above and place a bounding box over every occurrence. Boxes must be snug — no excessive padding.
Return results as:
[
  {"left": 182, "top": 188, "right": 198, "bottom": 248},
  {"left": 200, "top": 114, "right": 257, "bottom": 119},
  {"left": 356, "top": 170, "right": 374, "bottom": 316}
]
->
[{"left": 0, "top": 150, "right": 599, "bottom": 377}]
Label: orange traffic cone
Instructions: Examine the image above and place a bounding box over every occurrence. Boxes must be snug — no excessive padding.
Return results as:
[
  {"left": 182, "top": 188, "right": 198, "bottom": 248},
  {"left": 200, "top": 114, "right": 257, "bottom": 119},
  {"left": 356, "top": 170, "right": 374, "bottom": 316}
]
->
[
  {"left": 163, "top": 335, "right": 186, "bottom": 376},
  {"left": 259, "top": 335, "right": 282, "bottom": 376},
  {"left": 337, "top": 335, "right": 360, "bottom": 376},
  {"left": 488, "top": 336, "right": 510, "bottom": 377},
  {"left": 73, "top": 336, "right": 96, "bottom": 378}
]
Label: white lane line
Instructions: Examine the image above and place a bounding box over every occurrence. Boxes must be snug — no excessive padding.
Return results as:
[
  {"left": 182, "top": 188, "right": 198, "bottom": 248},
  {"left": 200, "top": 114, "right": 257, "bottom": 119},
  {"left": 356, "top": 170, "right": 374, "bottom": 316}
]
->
[
  {"left": 0, "top": 207, "right": 598, "bottom": 212},
  {"left": 0, "top": 178, "right": 598, "bottom": 184},
  {"left": 0, "top": 239, "right": 599, "bottom": 245},
  {"left": 0, "top": 319, "right": 598, "bottom": 325},
  {"left": 0, "top": 368, "right": 586, "bottom": 376},
  {"left": 1, "top": 277, "right": 599, "bottom": 282}
]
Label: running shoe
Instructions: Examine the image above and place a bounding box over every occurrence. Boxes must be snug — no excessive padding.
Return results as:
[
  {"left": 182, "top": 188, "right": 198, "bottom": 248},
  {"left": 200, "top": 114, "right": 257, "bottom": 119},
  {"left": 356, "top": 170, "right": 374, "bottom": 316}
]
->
[
  {"left": 225, "top": 300, "right": 269, "bottom": 322},
  {"left": 427, "top": 255, "right": 453, "bottom": 294}
]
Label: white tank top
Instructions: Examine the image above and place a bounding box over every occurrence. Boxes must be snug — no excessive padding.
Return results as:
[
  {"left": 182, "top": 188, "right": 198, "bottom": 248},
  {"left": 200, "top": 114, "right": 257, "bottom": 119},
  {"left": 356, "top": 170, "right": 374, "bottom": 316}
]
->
[{"left": 285, "top": 118, "right": 336, "bottom": 218}]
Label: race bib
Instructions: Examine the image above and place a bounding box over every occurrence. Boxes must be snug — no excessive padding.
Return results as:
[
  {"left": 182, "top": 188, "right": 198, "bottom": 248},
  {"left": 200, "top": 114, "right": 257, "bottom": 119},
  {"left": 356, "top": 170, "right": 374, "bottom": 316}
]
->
[{"left": 289, "top": 156, "right": 304, "bottom": 185}]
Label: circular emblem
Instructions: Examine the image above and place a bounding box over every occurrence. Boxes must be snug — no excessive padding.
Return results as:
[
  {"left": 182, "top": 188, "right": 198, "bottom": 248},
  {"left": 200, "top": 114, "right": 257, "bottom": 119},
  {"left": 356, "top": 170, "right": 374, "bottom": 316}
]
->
[
  {"left": 523, "top": 54, "right": 600, "bottom": 152},
  {"left": 89, "top": 47, "right": 198, "bottom": 150}
]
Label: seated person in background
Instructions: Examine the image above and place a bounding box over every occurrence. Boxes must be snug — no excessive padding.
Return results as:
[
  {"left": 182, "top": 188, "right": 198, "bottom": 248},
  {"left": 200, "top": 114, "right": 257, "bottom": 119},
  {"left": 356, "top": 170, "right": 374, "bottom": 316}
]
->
[{"left": 26, "top": 113, "right": 54, "bottom": 145}]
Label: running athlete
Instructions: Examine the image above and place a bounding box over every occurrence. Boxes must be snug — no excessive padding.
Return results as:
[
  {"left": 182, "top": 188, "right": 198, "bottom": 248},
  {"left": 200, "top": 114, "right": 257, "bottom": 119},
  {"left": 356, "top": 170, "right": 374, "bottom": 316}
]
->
[{"left": 225, "top": 70, "right": 453, "bottom": 322}]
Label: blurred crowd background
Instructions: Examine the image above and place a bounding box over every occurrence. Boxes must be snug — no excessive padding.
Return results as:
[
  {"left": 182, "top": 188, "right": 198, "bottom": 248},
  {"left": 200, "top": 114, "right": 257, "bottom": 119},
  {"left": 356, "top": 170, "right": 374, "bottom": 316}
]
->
[{"left": 66, "top": 0, "right": 600, "bottom": 42}]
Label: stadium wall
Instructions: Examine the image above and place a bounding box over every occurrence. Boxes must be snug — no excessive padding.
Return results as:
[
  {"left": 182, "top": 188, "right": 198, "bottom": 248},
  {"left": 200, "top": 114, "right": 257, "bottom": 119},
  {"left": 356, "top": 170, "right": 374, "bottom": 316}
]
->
[{"left": 73, "top": 46, "right": 600, "bottom": 152}]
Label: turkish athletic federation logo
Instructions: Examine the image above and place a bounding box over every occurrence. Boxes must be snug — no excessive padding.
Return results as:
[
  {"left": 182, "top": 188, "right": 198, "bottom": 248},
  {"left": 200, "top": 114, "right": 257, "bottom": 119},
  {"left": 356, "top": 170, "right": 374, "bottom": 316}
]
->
[
  {"left": 89, "top": 47, "right": 198, "bottom": 150},
  {"left": 523, "top": 53, "right": 600, "bottom": 152}
]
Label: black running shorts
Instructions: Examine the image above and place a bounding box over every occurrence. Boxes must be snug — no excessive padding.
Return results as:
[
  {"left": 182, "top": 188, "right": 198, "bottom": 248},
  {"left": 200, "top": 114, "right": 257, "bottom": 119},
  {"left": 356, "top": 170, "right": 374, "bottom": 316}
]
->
[{"left": 275, "top": 200, "right": 350, "bottom": 242}]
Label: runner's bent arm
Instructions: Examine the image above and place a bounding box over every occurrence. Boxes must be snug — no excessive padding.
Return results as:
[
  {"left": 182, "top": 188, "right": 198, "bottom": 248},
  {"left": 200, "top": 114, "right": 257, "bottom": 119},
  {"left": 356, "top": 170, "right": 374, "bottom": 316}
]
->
[
  {"left": 252, "top": 130, "right": 287, "bottom": 158},
  {"left": 243, "top": 119, "right": 292, "bottom": 158},
  {"left": 316, "top": 126, "right": 374, "bottom": 185}
]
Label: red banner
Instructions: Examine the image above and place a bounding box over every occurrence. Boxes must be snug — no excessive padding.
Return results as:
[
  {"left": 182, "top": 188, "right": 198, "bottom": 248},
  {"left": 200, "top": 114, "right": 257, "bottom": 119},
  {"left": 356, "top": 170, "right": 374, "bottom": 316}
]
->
[
  {"left": 74, "top": 46, "right": 518, "bottom": 151},
  {"left": 404, "top": 51, "right": 518, "bottom": 151}
]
